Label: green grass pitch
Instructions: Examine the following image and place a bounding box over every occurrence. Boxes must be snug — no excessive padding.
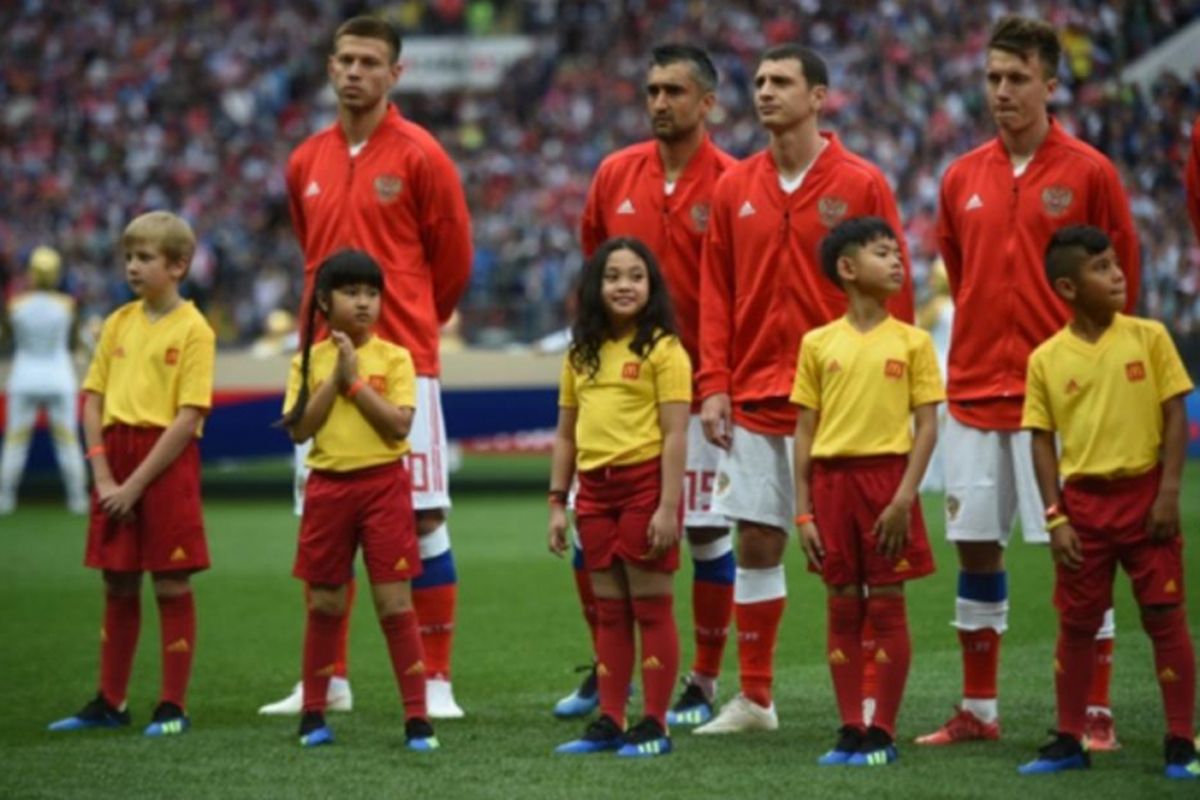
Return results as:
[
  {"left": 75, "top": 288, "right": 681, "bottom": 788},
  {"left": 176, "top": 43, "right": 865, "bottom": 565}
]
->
[{"left": 2, "top": 458, "right": 1198, "bottom": 799}]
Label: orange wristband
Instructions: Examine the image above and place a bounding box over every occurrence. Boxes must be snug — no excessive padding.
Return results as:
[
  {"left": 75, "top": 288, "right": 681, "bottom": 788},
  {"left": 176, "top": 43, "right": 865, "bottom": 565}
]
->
[
  {"left": 345, "top": 377, "right": 366, "bottom": 399},
  {"left": 85, "top": 445, "right": 106, "bottom": 459},
  {"left": 794, "top": 512, "right": 815, "bottom": 525}
]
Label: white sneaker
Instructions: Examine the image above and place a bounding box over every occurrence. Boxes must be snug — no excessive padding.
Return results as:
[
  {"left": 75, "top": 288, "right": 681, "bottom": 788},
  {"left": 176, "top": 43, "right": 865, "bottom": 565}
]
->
[
  {"left": 426, "top": 677, "right": 464, "bottom": 719},
  {"left": 68, "top": 497, "right": 89, "bottom": 515},
  {"left": 257, "top": 677, "right": 353, "bottom": 715},
  {"left": 0, "top": 494, "right": 14, "bottom": 515},
  {"left": 693, "top": 693, "right": 778, "bottom": 734}
]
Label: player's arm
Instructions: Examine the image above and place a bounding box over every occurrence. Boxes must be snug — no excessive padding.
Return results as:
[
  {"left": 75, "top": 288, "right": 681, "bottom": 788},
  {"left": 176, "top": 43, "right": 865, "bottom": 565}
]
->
[
  {"left": 1187, "top": 121, "right": 1200, "bottom": 243},
  {"left": 422, "top": 153, "right": 473, "bottom": 324},
  {"left": 285, "top": 154, "right": 308, "bottom": 247},
  {"left": 287, "top": 375, "right": 339, "bottom": 444},
  {"left": 102, "top": 406, "right": 205, "bottom": 519},
  {"left": 1030, "top": 428, "right": 1082, "bottom": 570},
  {"left": 792, "top": 406, "right": 823, "bottom": 568},
  {"left": 873, "top": 403, "right": 936, "bottom": 558},
  {"left": 547, "top": 405, "right": 578, "bottom": 557},
  {"left": 1096, "top": 161, "right": 1141, "bottom": 310},
  {"left": 1147, "top": 394, "right": 1187, "bottom": 541},
  {"left": 874, "top": 175, "right": 916, "bottom": 322},
  {"left": 82, "top": 390, "right": 117, "bottom": 499},
  {"left": 935, "top": 177, "right": 963, "bottom": 298},
  {"left": 697, "top": 182, "right": 734, "bottom": 449},
  {"left": 647, "top": 401, "right": 689, "bottom": 557},
  {"left": 351, "top": 388, "right": 413, "bottom": 443},
  {"left": 579, "top": 167, "right": 607, "bottom": 258}
]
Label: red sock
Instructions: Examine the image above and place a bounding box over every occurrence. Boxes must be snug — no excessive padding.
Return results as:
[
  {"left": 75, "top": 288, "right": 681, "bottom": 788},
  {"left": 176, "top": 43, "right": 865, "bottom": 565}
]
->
[
  {"left": 1142, "top": 606, "right": 1196, "bottom": 740},
  {"left": 99, "top": 593, "right": 141, "bottom": 708},
  {"left": 866, "top": 595, "right": 912, "bottom": 737},
  {"left": 1087, "top": 637, "right": 1113, "bottom": 710},
  {"left": 573, "top": 563, "right": 599, "bottom": 654},
  {"left": 156, "top": 592, "right": 196, "bottom": 709},
  {"left": 413, "top": 584, "right": 456, "bottom": 679},
  {"left": 303, "top": 609, "right": 344, "bottom": 713},
  {"left": 304, "top": 582, "right": 353, "bottom": 679},
  {"left": 861, "top": 616, "right": 878, "bottom": 705},
  {"left": 595, "top": 596, "right": 635, "bottom": 728},
  {"left": 1055, "top": 617, "right": 1099, "bottom": 738},
  {"left": 827, "top": 595, "right": 865, "bottom": 729},
  {"left": 691, "top": 581, "right": 733, "bottom": 679},
  {"left": 380, "top": 610, "right": 427, "bottom": 721},
  {"left": 736, "top": 597, "right": 785, "bottom": 708},
  {"left": 632, "top": 595, "right": 679, "bottom": 727},
  {"left": 959, "top": 628, "right": 1000, "bottom": 702}
]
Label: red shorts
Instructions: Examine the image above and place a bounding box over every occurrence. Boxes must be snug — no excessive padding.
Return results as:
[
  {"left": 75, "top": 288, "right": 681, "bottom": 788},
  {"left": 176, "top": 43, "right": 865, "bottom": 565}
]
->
[
  {"left": 293, "top": 460, "right": 421, "bottom": 586},
  {"left": 808, "top": 455, "right": 935, "bottom": 587},
  {"left": 85, "top": 425, "right": 209, "bottom": 574},
  {"left": 575, "top": 458, "right": 680, "bottom": 574},
  {"left": 1056, "top": 467, "right": 1184, "bottom": 618}
]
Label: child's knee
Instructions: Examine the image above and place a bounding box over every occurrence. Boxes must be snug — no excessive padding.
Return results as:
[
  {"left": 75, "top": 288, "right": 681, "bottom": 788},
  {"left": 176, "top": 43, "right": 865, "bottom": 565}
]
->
[
  {"left": 151, "top": 571, "right": 192, "bottom": 598},
  {"left": 103, "top": 570, "right": 142, "bottom": 596},
  {"left": 308, "top": 584, "right": 348, "bottom": 616},
  {"left": 371, "top": 582, "right": 412, "bottom": 617},
  {"left": 1060, "top": 609, "right": 1105, "bottom": 638}
]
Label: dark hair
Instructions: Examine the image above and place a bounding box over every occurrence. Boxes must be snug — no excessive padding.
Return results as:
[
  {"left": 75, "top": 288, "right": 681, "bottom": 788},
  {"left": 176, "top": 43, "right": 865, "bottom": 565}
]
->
[
  {"left": 758, "top": 44, "right": 829, "bottom": 88},
  {"left": 1044, "top": 225, "right": 1111, "bottom": 285},
  {"left": 334, "top": 15, "right": 402, "bottom": 62},
  {"left": 651, "top": 44, "right": 718, "bottom": 93},
  {"left": 568, "top": 237, "right": 676, "bottom": 379},
  {"left": 820, "top": 216, "right": 898, "bottom": 288},
  {"left": 988, "top": 15, "right": 1060, "bottom": 79},
  {"left": 280, "top": 249, "right": 385, "bottom": 428}
]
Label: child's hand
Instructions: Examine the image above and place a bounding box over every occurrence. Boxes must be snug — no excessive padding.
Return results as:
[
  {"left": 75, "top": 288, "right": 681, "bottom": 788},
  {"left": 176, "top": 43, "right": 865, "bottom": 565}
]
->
[
  {"left": 548, "top": 506, "right": 569, "bottom": 557},
  {"left": 1049, "top": 522, "right": 1083, "bottom": 570},
  {"left": 330, "top": 330, "right": 358, "bottom": 388},
  {"left": 1147, "top": 489, "right": 1181, "bottom": 541},
  {"left": 798, "top": 521, "right": 824, "bottom": 569},
  {"left": 874, "top": 499, "right": 911, "bottom": 559},
  {"left": 646, "top": 505, "right": 680, "bottom": 558},
  {"left": 100, "top": 481, "right": 142, "bottom": 521}
]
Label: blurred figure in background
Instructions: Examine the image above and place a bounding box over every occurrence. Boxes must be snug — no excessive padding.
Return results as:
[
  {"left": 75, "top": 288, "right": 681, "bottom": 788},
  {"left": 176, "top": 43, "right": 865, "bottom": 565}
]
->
[
  {"left": 918, "top": 258, "right": 954, "bottom": 494},
  {"left": 0, "top": 246, "right": 89, "bottom": 514}
]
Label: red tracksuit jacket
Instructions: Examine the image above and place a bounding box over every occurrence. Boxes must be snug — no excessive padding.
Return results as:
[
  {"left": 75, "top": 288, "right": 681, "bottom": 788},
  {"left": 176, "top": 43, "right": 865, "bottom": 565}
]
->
[
  {"left": 937, "top": 119, "right": 1139, "bottom": 430},
  {"left": 287, "top": 105, "right": 472, "bottom": 377},
  {"left": 581, "top": 135, "right": 737, "bottom": 370},
  {"left": 698, "top": 132, "right": 915, "bottom": 435}
]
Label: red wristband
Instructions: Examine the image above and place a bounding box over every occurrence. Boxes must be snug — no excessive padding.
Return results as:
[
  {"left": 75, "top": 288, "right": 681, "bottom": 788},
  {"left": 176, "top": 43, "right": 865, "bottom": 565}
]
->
[
  {"left": 85, "top": 445, "right": 106, "bottom": 459},
  {"left": 794, "top": 512, "right": 815, "bottom": 525},
  {"left": 1044, "top": 502, "right": 1062, "bottom": 520},
  {"left": 345, "top": 377, "right": 366, "bottom": 399}
]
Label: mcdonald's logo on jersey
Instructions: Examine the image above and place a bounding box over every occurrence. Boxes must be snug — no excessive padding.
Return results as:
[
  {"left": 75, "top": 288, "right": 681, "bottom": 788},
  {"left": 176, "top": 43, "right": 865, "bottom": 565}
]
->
[
  {"left": 884, "top": 359, "right": 905, "bottom": 379},
  {"left": 621, "top": 362, "right": 641, "bottom": 380},
  {"left": 165, "top": 347, "right": 179, "bottom": 365},
  {"left": 1125, "top": 361, "right": 1146, "bottom": 382}
]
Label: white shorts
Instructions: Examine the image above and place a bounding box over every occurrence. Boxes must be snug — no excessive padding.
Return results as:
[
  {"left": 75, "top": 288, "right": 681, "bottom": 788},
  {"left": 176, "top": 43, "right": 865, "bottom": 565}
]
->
[
  {"left": 293, "top": 376, "right": 452, "bottom": 516},
  {"left": 943, "top": 414, "right": 1046, "bottom": 545},
  {"left": 711, "top": 425, "right": 794, "bottom": 531},
  {"left": 684, "top": 414, "right": 727, "bottom": 528}
]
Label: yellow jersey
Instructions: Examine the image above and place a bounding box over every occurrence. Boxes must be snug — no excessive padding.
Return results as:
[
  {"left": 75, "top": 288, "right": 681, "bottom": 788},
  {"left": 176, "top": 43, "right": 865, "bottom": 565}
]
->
[
  {"left": 285, "top": 336, "right": 417, "bottom": 472},
  {"left": 559, "top": 332, "right": 692, "bottom": 471},
  {"left": 790, "top": 316, "right": 945, "bottom": 458},
  {"left": 82, "top": 300, "right": 215, "bottom": 433},
  {"left": 1023, "top": 314, "right": 1193, "bottom": 479}
]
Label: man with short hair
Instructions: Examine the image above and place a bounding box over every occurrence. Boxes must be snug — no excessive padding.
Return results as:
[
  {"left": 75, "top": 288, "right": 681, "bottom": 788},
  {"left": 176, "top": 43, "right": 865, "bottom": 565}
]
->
[
  {"left": 695, "top": 44, "right": 913, "bottom": 734},
  {"left": 556, "top": 44, "right": 738, "bottom": 725},
  {"left": 916, "top": 15, "right": 1139, "bottom": 749},
  {"left": 259, "top": 15, "right": 472, "bottom": 720}
]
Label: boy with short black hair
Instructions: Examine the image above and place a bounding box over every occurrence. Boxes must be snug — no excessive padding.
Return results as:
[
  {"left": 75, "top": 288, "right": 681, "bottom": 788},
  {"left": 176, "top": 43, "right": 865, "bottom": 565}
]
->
[
  {"left": 1019, "top": 225, "right": 1197, "bottom": 779},
  {"left": 48, "top": 210, "right": 215, "bottom": 738},
  {"left": 792, "top": 216, "right": 943, "bottom": 766}
]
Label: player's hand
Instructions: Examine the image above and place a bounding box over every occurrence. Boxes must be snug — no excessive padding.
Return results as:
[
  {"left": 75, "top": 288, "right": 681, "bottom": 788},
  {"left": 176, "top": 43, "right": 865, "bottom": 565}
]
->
[
  {"left": 547, "top": 506, "right": 569, "bottom": 557},
  {"left": 646, "top": 505, "right": 681, "bottom": 558},
  {"left": 700, "top": 393, "right": 732, "bottom": 450},
  {"left": 1049, "top": 522, "right": 1083, "bottom": 570},
  {"left": 874, "top": 499, "right": 912, "bottom": 560},
  {"left": 1147, "top": 488, "right": 1181, "bottom": 541},
  {"left": 100, "top": 481, "right": 141, "bottom": 521},
  {"left": 798, "top": 521, "right": 824, "bottom": 569},
  {"left": 331, "top": 330, "right": 358, "bottom": 388}
]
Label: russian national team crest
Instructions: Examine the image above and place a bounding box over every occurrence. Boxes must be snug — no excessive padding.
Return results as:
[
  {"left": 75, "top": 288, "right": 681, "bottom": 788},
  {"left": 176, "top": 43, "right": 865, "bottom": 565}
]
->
[
  {"left": 1041, "top": 185, "right": 1074, "bottom": 217},
  {"left": 374, "top": 174, "right": 404, "bottom": 204},
  {"left": 818, "top": 196, "right": 849, "bottom": 228},
  {"left": 690, "top": 203, "right": 710, "bottom": 232}
]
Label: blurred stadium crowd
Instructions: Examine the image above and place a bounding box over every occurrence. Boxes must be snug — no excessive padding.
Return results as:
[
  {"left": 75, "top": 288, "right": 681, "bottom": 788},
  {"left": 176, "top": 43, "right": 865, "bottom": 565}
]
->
[{"left": 2, "top": 0, "right": 1199, "bottom": 348}]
